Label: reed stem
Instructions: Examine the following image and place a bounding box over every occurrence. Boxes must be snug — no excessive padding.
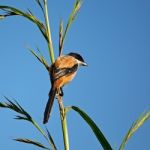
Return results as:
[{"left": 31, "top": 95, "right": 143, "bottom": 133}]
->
[
  {"left": 43, "top": 0, "right": 55, "bottom": 63},
  {"left": 57, "top": 95, "right": 70, "bottom": 150}
]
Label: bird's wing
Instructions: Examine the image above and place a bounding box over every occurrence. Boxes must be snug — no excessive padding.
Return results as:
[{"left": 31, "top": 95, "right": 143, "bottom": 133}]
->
[{"left": 52, "top": 64, "right": 78, "bottom": 81}]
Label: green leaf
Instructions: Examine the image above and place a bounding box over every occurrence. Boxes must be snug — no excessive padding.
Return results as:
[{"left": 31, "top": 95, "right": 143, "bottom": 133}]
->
[
  {"left": 0, "top": 98, "right": 32, "bottom": 122},
  {"left": 59, "top": 20, "right": 63, "bottom": 56},
  {"left": 46, "top": 128, "right": 57, "bottom": 150},
  {"left": 35, "top": 0, "right": 44, "bottom": 13},
  {"left": 0, "top": 5, "right": 48, "bottom": 41},
  {"left": 28, "top": 48, "right": 49, "bottom": 71},
  {"left": 60, "top": 0, "right": 82, "bottom": 51},
  {"left": 119, "top": 110, "right": 150, "bottom": 150},
  {"left": 0, "top": 98, "right": 56, "bottom": 150},
  {"left": 1, "top": 99, "right": 40, "bottom": 129},
  {"left": 14, "top": 138, "right": 49, "bottom": 150},
  {"left": 67, "top": 106, "right": 113, "bottom": 150}
]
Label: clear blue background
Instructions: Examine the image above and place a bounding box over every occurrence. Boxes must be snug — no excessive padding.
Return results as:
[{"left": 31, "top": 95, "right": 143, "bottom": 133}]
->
[{"left": 0, "top": 0, "right": 150, "bottom": 150}]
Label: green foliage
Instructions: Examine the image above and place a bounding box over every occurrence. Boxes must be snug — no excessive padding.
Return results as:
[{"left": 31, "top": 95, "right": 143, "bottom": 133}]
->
[
  {"left": 14, "top": 138, "right": 49, "bottom": 150},
  {"left": 59, "top": 0, "right": 82, "bottom": 54},
  {"left": 0, "top": 5, "right": 48, "bottom": 41},
  {"left": 45, "top": 128, "right": 57, "bottom": 150},
  {"left": 28, "top": 48, "right": 49, "bottom": 71},
  {"left": 0, "top": 97, "right": 32, "bottom": 122},
  {"left": 0, "top": 0, "right": 150, "bottom": 150},
  {"left": 66, "top": 106, "right": 113, "bottom": 150},
  {"left": 59, "top": 20, "right": 63, "bottom": 56},
  {"left": 34, "top": 0, "right": 44, "bottom": 14},
  {"left": 43, "top": 0, "right": 55, "bottom": 63},
  {"left": 119, "top": 111, "right": 150, "bottom": 150},
  {"left": 0, "top": 99, "right": 57, "bottom": 150}
]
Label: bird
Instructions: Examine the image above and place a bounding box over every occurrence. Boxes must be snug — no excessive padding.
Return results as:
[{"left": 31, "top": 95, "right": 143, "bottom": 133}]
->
[{"left": 43, "top": 52, "right": 87, "bottom": 124}]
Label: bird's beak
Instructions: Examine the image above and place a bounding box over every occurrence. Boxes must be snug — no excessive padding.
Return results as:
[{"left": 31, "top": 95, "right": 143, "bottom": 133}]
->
[{"left": 81, "top": 62, "right": 88, "bottom": 66}]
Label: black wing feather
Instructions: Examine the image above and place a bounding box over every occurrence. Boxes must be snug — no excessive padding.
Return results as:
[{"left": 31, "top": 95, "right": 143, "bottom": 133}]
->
[{"left": 53, "top": 64, "right": 78, "bottom": 81}]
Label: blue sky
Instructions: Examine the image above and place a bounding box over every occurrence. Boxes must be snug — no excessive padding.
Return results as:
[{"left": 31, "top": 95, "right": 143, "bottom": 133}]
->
[{"left": 0, "top": 0, "right": 150, "bottom": 150}]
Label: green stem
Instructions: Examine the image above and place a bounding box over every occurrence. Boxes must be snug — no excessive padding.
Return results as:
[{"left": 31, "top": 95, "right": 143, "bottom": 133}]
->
[
  {"left": 58, "top": 96, "right": 70, "bottom": 150},
  {"left": 61, "top": 111, "right": 69, "bottom": 150},
  {"left": 32, "top": 119, "right": 47, "bottom": 139},
  {"left": 43, "top": 0, "right": 55, "bottom": 63}
]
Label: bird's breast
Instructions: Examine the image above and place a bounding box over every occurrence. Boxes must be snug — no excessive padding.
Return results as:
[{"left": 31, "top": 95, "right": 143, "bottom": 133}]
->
[{"left": 54, "top": 72, "right": 77, "bottom": 88}]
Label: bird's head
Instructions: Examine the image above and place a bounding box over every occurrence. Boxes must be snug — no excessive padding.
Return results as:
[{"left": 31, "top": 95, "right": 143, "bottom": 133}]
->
[{"left": 67, "top": 52, "right": 87, "bottom": 66}]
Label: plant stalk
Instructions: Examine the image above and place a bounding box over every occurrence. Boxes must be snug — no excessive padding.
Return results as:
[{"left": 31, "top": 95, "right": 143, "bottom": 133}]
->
[
  {"left": 57, "top": 95, "right": 70, "bottom": 150},
  {"left": 61, "top": 114, "right": 69, "bottom": 150},
  {"left": 43, "top": 0, "right": 55, "bottom": 63}
]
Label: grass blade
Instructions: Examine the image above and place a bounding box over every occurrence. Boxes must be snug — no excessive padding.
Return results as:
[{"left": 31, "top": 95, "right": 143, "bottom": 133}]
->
[
  {"left": 119, "top": 110, "right": 150, "bottom": 150},
  {"left": 59, "top": 20, "right": 63, "bottom": 56},
  {"left": 0, "top": 5, "right": 48, "bottom": 41},
  {"left": 0, "top": 98, "right": 56, "bottom": 150},
  {"left": 0, "top": 98, "right": 32, "bottom": 122},
  {"left": 46, "top": 128, "right": 57, "bottom": 150},
  {"left": 67, "top": 106, "right": 113, "bottom": 150},
  {"left": 14, "top": 138, "right": 49, "bottom": 150},
  {"left": 28, "top": 48, "right": 49, "bottom": 71},
  {"left": 60, "top": 0, "right": 82, "bottom": 52},
  {"left": 35, "top": 0, "right": 44, "bottom": 14}
]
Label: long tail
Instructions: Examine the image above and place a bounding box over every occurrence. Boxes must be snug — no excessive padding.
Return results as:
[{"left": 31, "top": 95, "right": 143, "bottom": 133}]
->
[{"left": 43, "top": 87, "right": 57, "bottom": 124}]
